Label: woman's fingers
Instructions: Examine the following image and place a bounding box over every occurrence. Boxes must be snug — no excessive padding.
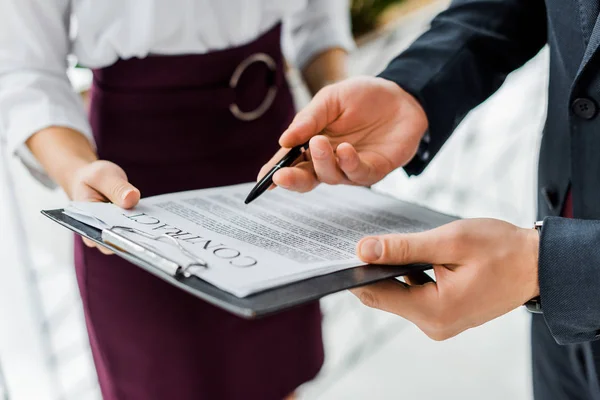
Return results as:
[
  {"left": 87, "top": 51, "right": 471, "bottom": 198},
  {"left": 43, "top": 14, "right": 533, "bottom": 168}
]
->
[
  {"left": 74, "top": 161, "right": 140, "bottom": 255},
  {"left": 82, "top": 237, "right": 114, "bottom": 255},
  {"left": 92, "top": 174, "right": 140, "bottom": 208},
  {"left": 82, "top": 161, "right": 140, "bottom": 209},
  {"left": 96, "top": 245, "right": 115, "bottom": 255}
]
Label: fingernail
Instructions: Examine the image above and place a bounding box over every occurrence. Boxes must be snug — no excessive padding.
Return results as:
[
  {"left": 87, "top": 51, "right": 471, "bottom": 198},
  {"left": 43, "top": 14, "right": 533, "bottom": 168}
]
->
[{"left": 359, "top": 238, "right": 382, "bottom": 261}]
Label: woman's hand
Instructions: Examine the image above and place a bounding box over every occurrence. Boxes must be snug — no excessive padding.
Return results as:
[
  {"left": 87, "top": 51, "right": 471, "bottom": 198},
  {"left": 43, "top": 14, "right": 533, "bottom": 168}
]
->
[
  {"left": 258, "top": 77, "right": 428, "bottom": 192},
  {"left": 69, "top": 160, "right": 140, "bottom": 254},
  {"left": 26, "top": 126, "right": 140, "bottom": 254}
]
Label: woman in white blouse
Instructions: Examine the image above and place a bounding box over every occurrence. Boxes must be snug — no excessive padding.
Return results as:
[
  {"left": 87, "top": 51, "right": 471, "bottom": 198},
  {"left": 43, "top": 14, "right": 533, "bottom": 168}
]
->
[{"left": 0, "top": 1, "right": 353, "bottom": 399}]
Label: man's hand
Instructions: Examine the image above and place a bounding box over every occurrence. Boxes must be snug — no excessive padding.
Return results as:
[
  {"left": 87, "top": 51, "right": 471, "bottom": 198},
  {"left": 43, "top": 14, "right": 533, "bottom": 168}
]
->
[
  {"left": 258, "top": 77, "right": 428, "bottom": 192},
  {"left": 352, "top": 218, "right": 540, "bottom": 340}
]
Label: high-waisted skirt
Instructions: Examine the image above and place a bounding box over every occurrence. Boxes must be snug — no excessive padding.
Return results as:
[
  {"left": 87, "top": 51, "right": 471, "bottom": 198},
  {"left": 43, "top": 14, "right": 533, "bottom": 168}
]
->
[{"left": 74, "top": 24, "right": 324, "bottom": 400}]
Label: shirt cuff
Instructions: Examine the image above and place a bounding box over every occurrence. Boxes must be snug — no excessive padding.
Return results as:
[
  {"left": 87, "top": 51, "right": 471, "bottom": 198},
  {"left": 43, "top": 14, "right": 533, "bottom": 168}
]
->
[
  {"left": 1, "top": 68, "right": 95, "bottom": 188},
  {"left": 3, "top": 99, "right": 93, "bottom": 189},
  {"left": 9, "top": 119, "right": 93, "bottom": 190}
]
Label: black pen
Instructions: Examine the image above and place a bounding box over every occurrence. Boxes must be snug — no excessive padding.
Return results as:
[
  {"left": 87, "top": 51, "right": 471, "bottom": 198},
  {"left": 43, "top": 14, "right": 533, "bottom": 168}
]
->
[{"left": 245, "top": 142, "right": 309, "bottom": 204}]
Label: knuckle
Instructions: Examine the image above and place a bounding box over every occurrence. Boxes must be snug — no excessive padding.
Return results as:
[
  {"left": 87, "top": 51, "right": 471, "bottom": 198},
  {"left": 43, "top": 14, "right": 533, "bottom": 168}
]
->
[
  {"left": 427, "top": 317, "right": 449, "bottom": 334},
  {"left": 297, "top": 179, "right": 319, "bottom": 193},
  {"left": 79, "top": 165, "right": 97, "bottom": 183},
  {"left": 422, "top": 308, "right": 457, "bottom": 341},
  {"left": 385, "top": 237, "right": 409, "bottom": 262},
  {"left": 357, "top": 289, "right": 378, "bottom": 309},
  {"left": 341, "top": 163, "right": 360, "bottom": 180},
  {"left": 91, "top": 160, "right": 113, "bottom": 176},
  {"left": 81, "top": 161, "right": 109, "bottom": 184},
  {"left": 442, "top": 223, "right": 469, "bottom": 257},
  {"left": 448, "top": 221, "right": 469, "bottom": 241},
  {"left": 112, "top": 182, "right": 130, "bottom": 198},
  {"left": 315, "top": 84, "right": 333, "bottom": 99},
  {"left": 424, "top": 329, "right": 453, "bottom": 342},
  {"left": 318, "top": 174, "right": 341, "bottom": 185}
]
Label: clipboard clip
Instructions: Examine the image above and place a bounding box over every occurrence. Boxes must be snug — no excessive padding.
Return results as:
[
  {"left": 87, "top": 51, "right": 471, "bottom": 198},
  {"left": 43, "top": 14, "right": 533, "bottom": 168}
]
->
[{"left": 101, "top": 226, "right": 208, "bottom": 279}]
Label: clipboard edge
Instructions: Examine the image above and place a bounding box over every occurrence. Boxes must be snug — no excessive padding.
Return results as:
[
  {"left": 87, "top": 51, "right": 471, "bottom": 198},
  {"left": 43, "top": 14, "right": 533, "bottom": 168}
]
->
[
  {"left": 41, "top": 208, "right": 435, "bottom": 320},
  {"left": 41, "top": 209, "right": 259, "bottom": 318}
]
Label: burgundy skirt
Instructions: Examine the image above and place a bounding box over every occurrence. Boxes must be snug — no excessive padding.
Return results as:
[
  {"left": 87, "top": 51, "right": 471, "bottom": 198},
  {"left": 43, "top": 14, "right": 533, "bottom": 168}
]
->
[{"left": 74, "top": 25, "right": 324, "bottom": 400}]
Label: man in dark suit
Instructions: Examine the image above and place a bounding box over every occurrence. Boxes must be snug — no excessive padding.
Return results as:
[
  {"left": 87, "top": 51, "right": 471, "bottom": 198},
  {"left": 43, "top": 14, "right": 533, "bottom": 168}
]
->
[{"left": 259, "top": 0, "right": 600, "bottom": 398}]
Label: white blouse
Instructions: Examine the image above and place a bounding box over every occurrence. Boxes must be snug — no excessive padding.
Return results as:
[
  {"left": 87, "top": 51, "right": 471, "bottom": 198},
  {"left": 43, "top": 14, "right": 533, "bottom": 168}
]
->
[{"left": 0, "top": 0, "right": 354, "bottom": 186}]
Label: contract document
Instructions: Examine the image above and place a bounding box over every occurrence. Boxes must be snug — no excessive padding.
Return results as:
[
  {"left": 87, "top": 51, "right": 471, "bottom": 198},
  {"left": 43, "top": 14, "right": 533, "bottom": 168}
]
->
[{"left": 61, "top": 183, "right": 453, "bottom": 298}]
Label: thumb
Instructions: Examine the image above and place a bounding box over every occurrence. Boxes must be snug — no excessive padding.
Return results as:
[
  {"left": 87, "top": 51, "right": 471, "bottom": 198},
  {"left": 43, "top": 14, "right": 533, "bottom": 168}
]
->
[
  {"left": 109, "top": 179, "right": 140, "bottom": 209},
  {"left": 357, "top": 230, "right": 449, "bottom": 266},
  {"left": 279, "top": 85, "right": 341, "bottom": 148},
  {"left": 84, "top": 162, "right": 141, "bottom": 209}
]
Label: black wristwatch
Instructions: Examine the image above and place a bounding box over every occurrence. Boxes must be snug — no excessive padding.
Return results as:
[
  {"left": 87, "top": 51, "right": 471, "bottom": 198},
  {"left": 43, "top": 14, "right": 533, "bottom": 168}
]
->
[{"left": 524, "top": 221, "right": 543, "bottom": 314}]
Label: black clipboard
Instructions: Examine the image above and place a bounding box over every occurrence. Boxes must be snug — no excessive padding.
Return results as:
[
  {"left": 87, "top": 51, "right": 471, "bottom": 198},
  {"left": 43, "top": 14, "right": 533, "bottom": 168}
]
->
[{"left": 42, "top": 208, "right": 454, "bottom": 319}]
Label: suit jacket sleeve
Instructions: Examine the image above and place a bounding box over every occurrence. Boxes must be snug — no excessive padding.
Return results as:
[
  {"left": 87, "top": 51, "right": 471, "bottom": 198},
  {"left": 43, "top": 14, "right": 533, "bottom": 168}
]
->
[
  {"left": 377, "top": 0, "right": 547, "bottom": 175},
  {"left": 539, "top": 217, "right": 600, "bottom": 344}
]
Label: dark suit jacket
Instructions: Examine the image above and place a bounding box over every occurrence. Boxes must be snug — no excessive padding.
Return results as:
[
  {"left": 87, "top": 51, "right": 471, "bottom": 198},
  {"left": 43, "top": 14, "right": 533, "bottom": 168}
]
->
[{"left": 379, "top": 0, "right": 600, "bottom": 345}]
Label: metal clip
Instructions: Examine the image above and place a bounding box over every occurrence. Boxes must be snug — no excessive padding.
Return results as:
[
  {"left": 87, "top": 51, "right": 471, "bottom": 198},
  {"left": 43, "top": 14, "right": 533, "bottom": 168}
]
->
[{"left": 102, "top": 226, "right": 208, "bottom": 278}]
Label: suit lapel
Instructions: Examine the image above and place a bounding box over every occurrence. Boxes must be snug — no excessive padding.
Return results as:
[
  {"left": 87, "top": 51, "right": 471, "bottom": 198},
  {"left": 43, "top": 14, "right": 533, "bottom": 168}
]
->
[{"left": 576, "top": 1, "right": 600, "bottom": 78}]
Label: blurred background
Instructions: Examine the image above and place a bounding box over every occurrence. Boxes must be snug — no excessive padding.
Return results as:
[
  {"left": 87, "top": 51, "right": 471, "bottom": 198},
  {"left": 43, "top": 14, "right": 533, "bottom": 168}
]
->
[{"left": 0, "top": 0, "right": 548, "bottom": 399}]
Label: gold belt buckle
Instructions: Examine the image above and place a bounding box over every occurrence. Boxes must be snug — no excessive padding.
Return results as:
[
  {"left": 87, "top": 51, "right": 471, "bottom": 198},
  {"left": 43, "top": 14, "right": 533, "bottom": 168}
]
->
[{"left": 229, "top": 53, "right": 278, "bottom": 121}]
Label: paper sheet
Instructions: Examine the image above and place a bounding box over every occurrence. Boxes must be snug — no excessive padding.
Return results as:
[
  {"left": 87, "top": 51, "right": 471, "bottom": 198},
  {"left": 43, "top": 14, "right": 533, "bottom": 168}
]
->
[{"left": 64, "top": 183, "right": 453, "bottom": 297}]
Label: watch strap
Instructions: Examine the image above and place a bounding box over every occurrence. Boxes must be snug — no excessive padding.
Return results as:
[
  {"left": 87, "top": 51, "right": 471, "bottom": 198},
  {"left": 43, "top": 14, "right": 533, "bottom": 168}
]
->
[{"left": 524, "top": 220, "right": 543, "bottom": 314}]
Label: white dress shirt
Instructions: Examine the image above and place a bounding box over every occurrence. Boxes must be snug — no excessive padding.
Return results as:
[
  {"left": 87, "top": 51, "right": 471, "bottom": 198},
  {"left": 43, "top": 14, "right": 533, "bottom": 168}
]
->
[{"left": 0, "top": 0, "right": 354, "bottom": 186}]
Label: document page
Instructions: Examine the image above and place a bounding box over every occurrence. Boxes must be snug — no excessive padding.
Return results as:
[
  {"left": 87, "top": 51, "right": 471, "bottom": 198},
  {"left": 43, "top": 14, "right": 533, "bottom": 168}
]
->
[{"left": 64, "top": 183, "right": 455, "bottom": 297}]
